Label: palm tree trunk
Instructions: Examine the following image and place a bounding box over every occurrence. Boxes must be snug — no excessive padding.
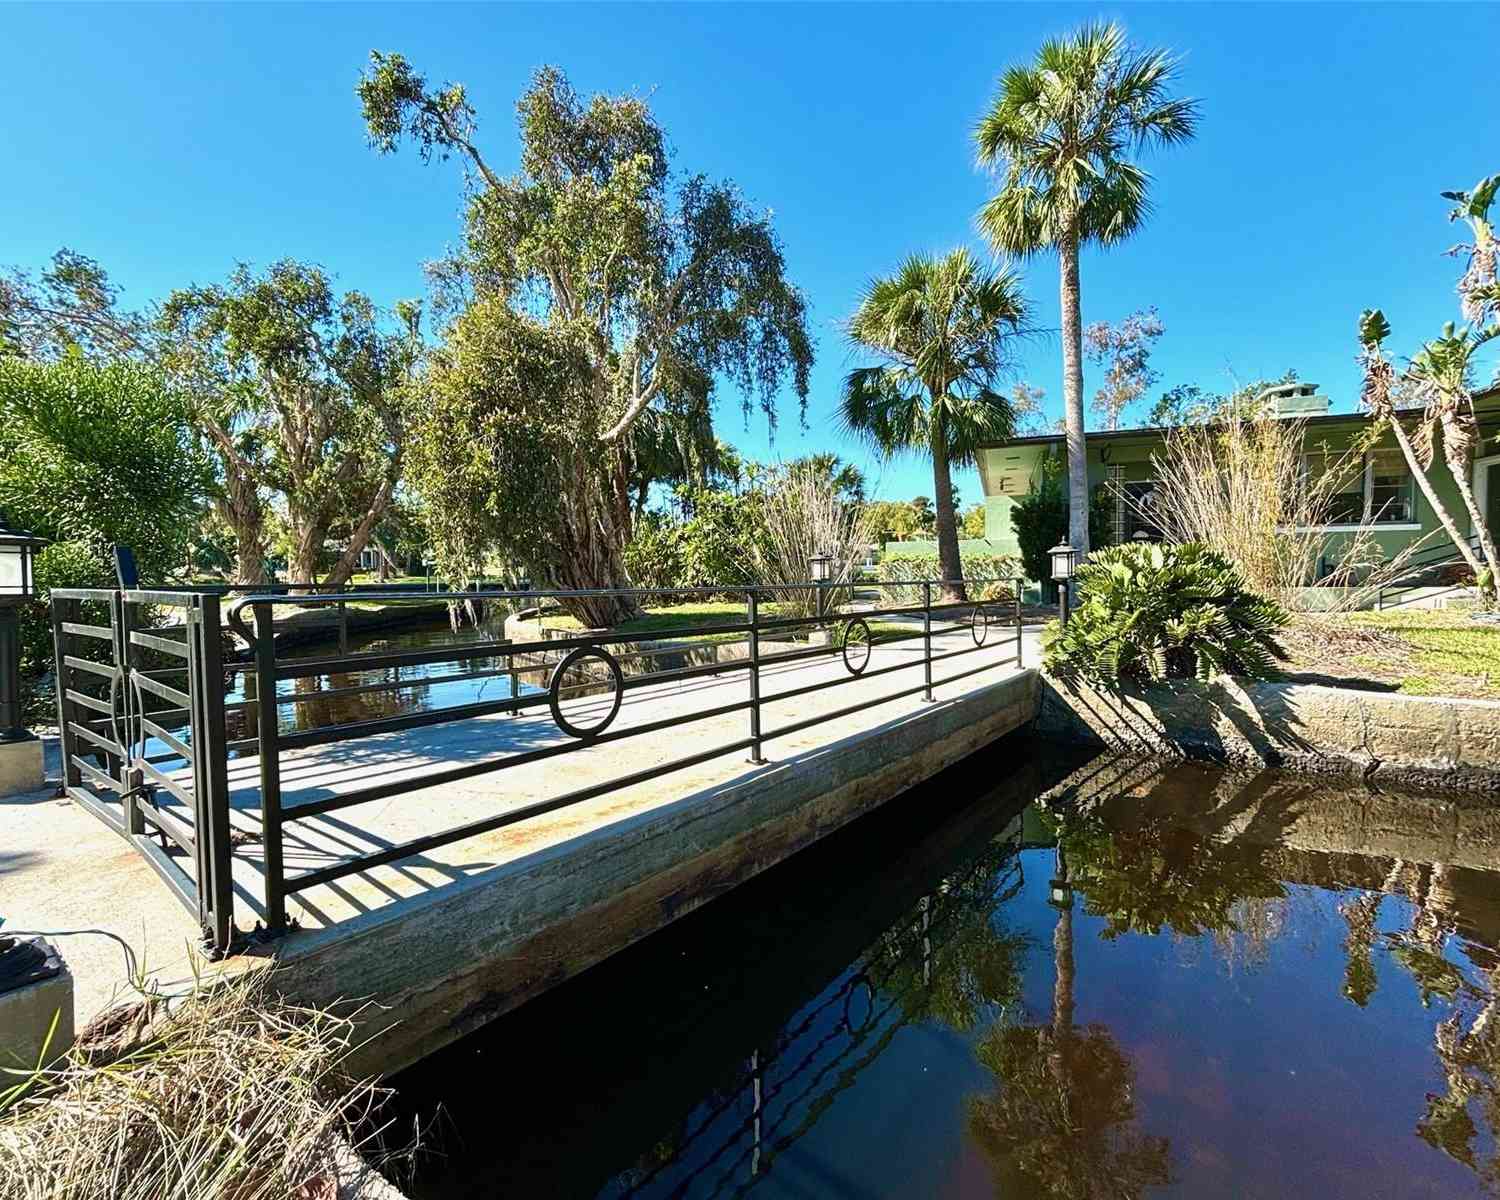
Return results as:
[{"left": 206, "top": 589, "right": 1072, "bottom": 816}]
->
[
  {"left": 931, "top": 407, "right": 967, "bottom": 603},
  {"left": 1386, "top": 412, "right": 1484, "bottom": 577},
  {"left": 1439, "top": 409, "right": 1500, "bottom": 591},
  {"left": 1059, "top": 225, "right": 1089, "bottom": 562}
]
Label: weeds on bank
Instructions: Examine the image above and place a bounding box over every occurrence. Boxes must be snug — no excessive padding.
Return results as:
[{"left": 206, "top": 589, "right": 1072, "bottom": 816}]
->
[{"left": 0, "top": 967, "right": 408, "bottom": 1200}]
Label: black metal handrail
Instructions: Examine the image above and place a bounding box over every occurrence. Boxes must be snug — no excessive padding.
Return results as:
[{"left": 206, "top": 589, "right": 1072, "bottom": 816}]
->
[{"left": 51, "top": 576, "right": 1027, "bottom": 955}]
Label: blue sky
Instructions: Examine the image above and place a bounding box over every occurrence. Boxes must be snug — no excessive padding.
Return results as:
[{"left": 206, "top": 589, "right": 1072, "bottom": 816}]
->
[{"left": 4, "top": 3, "right": 1497, "bottom": 505}]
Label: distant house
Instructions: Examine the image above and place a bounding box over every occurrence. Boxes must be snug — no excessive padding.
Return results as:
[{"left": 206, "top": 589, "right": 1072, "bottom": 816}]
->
[{"left": 974, "top": 381, "right": 1500, "bottom": 572}]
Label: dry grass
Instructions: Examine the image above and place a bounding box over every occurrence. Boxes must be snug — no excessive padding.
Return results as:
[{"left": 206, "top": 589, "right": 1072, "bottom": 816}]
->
[
  {"left": 1280, "top": 610, "right": 1500, "bottom": 699},
  {"left": 1145, "top": 415, "right": 1436, "bottom": 612},
  {"left": 0, "top": 970, "right": 407, "bottom": 1200}
]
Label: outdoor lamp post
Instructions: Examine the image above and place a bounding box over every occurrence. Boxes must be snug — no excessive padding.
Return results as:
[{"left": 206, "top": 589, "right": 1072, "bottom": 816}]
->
[
  {"left": 810, "top": 552, "right": 832, "bottom": 620},
  {"left": 0, "top": 512, "right": 46, "bottom": 796},
  {"left": 1049, "top": 541, "right": 1078, "bottom": 626}
]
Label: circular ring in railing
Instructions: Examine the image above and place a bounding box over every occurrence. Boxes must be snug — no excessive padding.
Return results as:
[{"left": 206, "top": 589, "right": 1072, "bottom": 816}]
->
[
  {"left": 971, "top": 604, "right": 990, "bottom": 647},
  {"left": 841, "top": 617, "right": 872, "bottom": 676},
  {"left": 548, "top": 646, "right": 625, "bottom": 740},
  {"left": 843, "top": 971, "right": 876, "bottom": 1034}
]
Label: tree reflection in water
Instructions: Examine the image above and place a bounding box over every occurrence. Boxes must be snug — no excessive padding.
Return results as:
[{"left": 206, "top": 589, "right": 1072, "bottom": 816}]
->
[
  {"left": 383, "top": 749, "right": 1500, "bottom": 1200},
  {"left": 967, "top": 839, "right": 1170, "bottom": 1200}
]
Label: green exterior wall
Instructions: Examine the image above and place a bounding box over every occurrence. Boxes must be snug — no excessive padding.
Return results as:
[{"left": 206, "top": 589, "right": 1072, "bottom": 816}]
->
[{"left": 975, "top": 390, "right": 1500, "bottom": 579}]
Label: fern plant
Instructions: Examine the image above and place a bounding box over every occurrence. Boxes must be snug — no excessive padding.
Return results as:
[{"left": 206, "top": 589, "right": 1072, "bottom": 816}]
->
[{"left": 1043, "top": 542, "right": 1287, "bottom": 685}]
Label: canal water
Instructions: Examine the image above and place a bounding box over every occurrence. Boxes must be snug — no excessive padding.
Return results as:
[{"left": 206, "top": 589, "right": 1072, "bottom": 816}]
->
[{"left": 383, "top": 741, "right": 1500, "bottom": 1199}]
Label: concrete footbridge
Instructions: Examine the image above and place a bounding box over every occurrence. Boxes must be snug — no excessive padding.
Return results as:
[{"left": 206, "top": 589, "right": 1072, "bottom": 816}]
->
[{"left": 14, "top": 580, "right": 1041, "bottom": 1071}]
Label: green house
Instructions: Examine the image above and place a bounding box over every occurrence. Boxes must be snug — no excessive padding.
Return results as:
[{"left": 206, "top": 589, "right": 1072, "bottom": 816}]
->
[{"left": 974, "top": 381, "right": 1500, "bottom": 582}]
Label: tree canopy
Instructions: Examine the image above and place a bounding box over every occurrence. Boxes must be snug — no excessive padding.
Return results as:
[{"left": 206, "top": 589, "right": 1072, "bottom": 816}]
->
[
  {"left": 159, "top": 260, "right": 420, "bottom": 588},
  {"left": 361, "top": 55, "right": 813, "bottom": 623},
  {"left": 841, "top": 248, "right": 1026, "bottom": 598}
]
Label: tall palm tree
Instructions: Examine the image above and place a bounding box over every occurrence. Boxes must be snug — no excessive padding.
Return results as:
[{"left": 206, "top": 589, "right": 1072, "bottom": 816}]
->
[
  {"left": 841, "top": 248, "right": 1028, "bottom": 602},
  {"left": 975, "top": 22, "right": 1198, "bottom": 560}
]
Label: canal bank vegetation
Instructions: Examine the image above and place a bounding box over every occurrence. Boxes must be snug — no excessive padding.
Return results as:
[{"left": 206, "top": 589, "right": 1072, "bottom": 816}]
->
[
  {"left": 0, "top": 972, "right": 408, "bottom": 1200},
  {"left": 1281, "top": 610, "right": 1500, "bottom": 700},
  {"left": 1043, "top": 541, "right": 1288, "bottom": 684}
]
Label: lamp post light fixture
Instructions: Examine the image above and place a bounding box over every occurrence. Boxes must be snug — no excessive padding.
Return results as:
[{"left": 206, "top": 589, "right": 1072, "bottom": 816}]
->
[
  {"left": 809, "top": 552, "right": 832, "bottom": 621},
  {"left": 1049, "top": 540, "right": 1078, "bottom": 626},
  {"left": 0, "top": 511, "right": 46, "bottom": 749}
]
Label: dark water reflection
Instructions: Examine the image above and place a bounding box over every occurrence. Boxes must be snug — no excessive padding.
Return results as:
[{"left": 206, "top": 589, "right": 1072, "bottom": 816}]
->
[{"left": 386, "top": 742, "right": 1500, "bottom": 1199}]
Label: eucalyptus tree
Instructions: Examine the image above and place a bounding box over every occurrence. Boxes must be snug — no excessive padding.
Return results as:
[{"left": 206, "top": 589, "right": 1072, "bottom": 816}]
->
[
  {"left": 358, "top": 54, "right": 812, "bottom": 626},
  {"left": 840, "top": 249, "right": 1027, "bottom": 601},
  {"left": 975, "top": 22, "right": 1198, "bottom": 557},
  {"left": 160, "top": 261, "right": 421, "bottom": 589}
]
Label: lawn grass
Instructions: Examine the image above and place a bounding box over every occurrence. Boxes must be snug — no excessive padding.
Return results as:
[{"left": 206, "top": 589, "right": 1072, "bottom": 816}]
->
[{"left": 1282, "top": 609, "right": 1500, "bottom": 700}]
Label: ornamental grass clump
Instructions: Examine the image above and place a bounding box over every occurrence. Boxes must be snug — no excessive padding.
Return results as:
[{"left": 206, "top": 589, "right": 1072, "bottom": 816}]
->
[
  {"left": 1043, "top": 541, "right": 1287, "bottom": 685},
  {"left": 0, "top": 970, "right": 405, "bottom": 1200}
]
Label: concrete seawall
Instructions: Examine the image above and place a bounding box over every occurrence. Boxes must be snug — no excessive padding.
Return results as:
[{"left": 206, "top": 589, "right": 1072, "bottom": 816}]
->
[
  {"left": 270, "top": 669, "right": 1040, "bottom": 1077},
  {"left": 1037, "top": 674, "right": 1500, "bottom": 792}
]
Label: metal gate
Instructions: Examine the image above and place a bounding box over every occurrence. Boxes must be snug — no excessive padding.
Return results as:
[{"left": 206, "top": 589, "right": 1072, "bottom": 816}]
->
[{"left": 50, "top": 588, "right": 235, "bottom": 955}]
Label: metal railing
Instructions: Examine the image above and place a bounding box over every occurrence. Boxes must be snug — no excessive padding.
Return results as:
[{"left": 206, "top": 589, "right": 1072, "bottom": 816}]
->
[{"left": 50, "top": 577, "right": 1025, "bottom": 956}]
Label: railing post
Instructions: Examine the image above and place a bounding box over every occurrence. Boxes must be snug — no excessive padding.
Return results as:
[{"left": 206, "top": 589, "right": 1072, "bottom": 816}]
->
[
  {"left": 115, "top": 591, "right": 145, "bottom": 836},
  {"left": 1015, "top": 576, "right": 1023, "bottom": 668},
  {"left": 253, "top": 601, "right": 288, "bottom": 932},
  {"left": 747, "top": 589, "right": 764, "bottom": 764},
  {"left": 194, "top": 594, "right": 235, "bottom": 955},
  {"left": 922, "top": 581, "right": 934, "bottom": 702},
  {"left": 337, "top": 600, "right": 349, "bottom": 656},
  {"left": 49, "top": 596, "right": 82, "bottom": 792}
]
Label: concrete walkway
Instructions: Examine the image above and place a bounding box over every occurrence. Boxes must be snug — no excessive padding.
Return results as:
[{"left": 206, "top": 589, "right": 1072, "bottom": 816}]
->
[{"left": 4, "top": 623, "right": 1039, "bottom": 1028}]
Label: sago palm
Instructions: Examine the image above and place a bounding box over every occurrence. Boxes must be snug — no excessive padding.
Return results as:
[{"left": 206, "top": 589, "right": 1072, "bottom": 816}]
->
[
  {"left": 975, "top": 21, "right": 1198, "bottom": 559},
  {"left": 841, "top": 248, "right": 1027, "bottom": 602}
]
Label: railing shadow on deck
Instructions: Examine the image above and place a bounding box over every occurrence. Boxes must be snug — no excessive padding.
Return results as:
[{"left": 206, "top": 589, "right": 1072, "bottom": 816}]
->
[{"left": 50, "top": 576, "right": 1028, "bottom": 956}]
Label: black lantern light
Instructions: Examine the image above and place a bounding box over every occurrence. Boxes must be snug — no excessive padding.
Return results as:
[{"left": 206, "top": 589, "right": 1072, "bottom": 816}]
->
[
  {"left": 1049, "top": 541, "right": 1078, "bottom": 626},
  {"left": 0, "top": 511, "right": 46, "bottom": 743}
]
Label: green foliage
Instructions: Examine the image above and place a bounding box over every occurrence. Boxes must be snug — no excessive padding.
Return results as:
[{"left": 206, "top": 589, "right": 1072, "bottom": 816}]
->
[
  {"left": 1008, "top": 457, "right": 1112, "bottom": 588},
  {"left": 362, "top": 57, "right": 811, "bottom": 619},
  {"left": 0, "top": 356, "right": 210, "bottom": 581},
  {"left": 876, "top": 553, "right": 1020, "bottom": 605},
  {"left": 960, "top": 503, "right": 987, "bottom": 539},
  {"left": 975, "top": 21, "right": 1199, "bottom": 258},
  {"left": 623, "top": 487, "right": 768, "bottom": 592},
  {"left": 1043, "top": 541, "right": 1288, "bottom": 684},
  {"left": 841, "top": 248, "right": 1027, "bottom": 592},
  {"left": 159, "top": 260, "right": 418, "bottom": 587},
  {"left": 0, "top": 357, "right": 210, "bottom": 724}
]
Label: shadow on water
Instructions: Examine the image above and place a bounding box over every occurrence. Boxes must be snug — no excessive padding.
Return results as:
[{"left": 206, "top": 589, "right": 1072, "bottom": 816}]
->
[{"left": 381, "top": 739, "right": 1500, "bottom": 1200}]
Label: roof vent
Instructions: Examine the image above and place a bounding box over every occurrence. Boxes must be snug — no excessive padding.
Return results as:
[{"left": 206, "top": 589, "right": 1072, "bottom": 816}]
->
[{"left": 1257, "top": 381, "right": 1329, "bottom": 419}]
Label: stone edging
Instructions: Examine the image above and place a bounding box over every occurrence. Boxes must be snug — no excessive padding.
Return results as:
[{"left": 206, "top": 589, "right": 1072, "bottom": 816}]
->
[{"left": 1036, "top": 674, "right": 1500, "bottom": 793}]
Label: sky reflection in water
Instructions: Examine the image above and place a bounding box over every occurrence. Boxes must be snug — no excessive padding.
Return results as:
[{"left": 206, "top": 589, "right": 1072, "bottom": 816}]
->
[{"left": 387, "top": 742, "right": 1500, "bottom": 1200}]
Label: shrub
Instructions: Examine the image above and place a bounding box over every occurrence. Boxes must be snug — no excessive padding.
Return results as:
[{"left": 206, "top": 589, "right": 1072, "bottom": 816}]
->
[
  {"left": 1043, "top": 541, "right": 1287, "bottom": 684},
  {"left": 1009, "top": 460, "right": 1112, "bottom": 592},
  {"left": 876, "top": 552, "right": 1020, "bottom": 605},
  {"left": 623, "top": 486, "right": 769, "bottom": 596}
]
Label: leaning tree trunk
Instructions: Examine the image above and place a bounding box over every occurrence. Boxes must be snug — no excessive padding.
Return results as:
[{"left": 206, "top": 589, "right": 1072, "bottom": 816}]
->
[
  {"left": 1058, "top": 225, "right": 1090, "bottom": 564},
  {"left": 1385, "top": 411, "right": 1484, "bottom": 578},
  {"left": 930, "top": 407, "right": 967, "bottom": 603},
  {"left": 1439, "top": 406, "right": 1500, "bottom": 593}
]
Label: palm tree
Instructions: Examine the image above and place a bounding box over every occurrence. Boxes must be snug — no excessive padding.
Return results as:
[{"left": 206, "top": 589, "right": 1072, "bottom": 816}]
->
[
  {"left": 975, "top": 21, "right": 1198, "bottom": 560},
  {"left": 841, "top": 248, "right": 1028, "bottom": 602}
]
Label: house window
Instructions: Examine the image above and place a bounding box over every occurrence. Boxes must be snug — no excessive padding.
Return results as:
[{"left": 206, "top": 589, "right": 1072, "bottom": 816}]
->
[
  {"left": 1368, "top": 450, "right": 1415, "bottom": 524},
  {"left": 1302, "top": 450, "right": 1415, "bottom": 526}
]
